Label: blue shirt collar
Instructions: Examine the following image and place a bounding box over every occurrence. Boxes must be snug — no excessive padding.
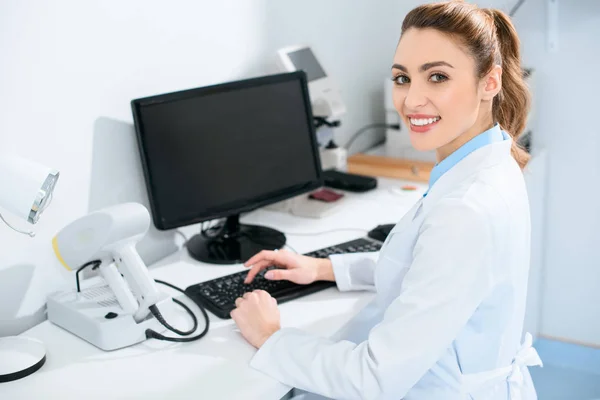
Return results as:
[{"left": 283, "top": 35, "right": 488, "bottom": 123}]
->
[{"left": 424, "top": 124, "right": 509, "bottom": 196}]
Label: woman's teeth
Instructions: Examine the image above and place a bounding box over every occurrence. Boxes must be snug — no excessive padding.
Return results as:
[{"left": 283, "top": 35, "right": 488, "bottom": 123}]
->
[{"left": 410, "top": 117, "right": 441, "bottom": 126}]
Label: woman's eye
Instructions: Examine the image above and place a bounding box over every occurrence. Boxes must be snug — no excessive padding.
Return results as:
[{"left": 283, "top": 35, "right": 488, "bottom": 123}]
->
[
  {"left": 430, "top": 73, "right": 448, "bottom": 83},
  {"left": 393, "top": 75, "right": 410, "bottom": 85}
]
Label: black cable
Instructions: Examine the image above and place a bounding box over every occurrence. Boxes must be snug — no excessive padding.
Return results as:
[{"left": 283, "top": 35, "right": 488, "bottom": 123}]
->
[
  {"left": 313, "top": 116, "right": 341, "bottom": 129},
  {"left": 345, "top": 123, "right": 400, "bottom": 152},
  {"left": 75, "top": 260, "right": 102, "bottom": 293},
  {"left": 145, "top": 279, "right": 210, "bottom": 343},
  {"left": 149, "top": 302, "right": 197, "bottom": 336},
  {"left": 201, "top": 219, "right": 226, "bottom": 239}
]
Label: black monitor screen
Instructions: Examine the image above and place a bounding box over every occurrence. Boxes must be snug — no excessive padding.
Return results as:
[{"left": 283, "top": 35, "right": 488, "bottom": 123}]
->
[{"left": 132, "top": 72, "right": 321, "bottom": 230}]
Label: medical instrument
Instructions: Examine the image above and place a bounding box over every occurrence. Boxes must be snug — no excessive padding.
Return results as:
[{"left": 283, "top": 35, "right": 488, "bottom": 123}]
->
[
  {"left": 132, "top": 72, "right": 322, "bottom": 265},
  {"left": 47, "top": 203, "right": 209, "bottom": 351},
  {"left": 277, "top": 45, "right": 346, "bottom": 119},
  {"left": 0, "top": 154, "right": 59, "bottom": 383},
  {"left": 319, "top": 140, "right": 347, "bottom": 171},
  {"left": 185, "top": 237, "right": 383, "bottom": 319}
]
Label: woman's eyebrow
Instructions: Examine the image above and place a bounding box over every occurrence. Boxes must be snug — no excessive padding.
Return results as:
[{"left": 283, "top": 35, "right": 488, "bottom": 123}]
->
[
  {"left": 420, "top": 61, "right": 454, "bottom": 71},
  {"left": 391, "top": 61, "right": 454, "bottom": 72},
  {"left": 391, "top": 63, "right": 407, "bottom": 72}
]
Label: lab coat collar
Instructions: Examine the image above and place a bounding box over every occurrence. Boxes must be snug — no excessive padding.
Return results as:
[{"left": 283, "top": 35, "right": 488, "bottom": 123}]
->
[
  {"left": 421, "top": 130, "right": 514, "bottom": 212},
  {"left": 426, "top": 124, "right": 506, "bottom": 194}
]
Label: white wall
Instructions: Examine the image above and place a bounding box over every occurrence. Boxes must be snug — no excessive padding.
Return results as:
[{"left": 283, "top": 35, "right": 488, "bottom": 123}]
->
[
  {"left": 0, "top": 1, "right": 414, "bottom": 334},
  {"left": 263, "top": 0, "right": 414, "bottom": 153},
  {"left": 0, "top": 0, "right": 267, "bottom": 334},
  {"left": 512, "top": 0, "right": 600, "bottom": 345}
]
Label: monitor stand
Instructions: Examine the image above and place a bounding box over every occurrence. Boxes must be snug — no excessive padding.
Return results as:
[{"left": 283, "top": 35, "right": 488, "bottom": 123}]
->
[{"left": 186, "top": 214, "right": 286, "bottom": 264}]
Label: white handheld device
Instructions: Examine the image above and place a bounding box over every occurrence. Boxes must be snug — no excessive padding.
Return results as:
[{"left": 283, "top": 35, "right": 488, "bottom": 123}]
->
[{"left": 47, "top": 203, "right": 173, "bottom": 350}]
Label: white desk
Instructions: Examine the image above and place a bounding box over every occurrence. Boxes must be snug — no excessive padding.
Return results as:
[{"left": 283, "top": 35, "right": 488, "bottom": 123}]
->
[{"left": 2, "top": 178, "right": 426, "bottom": 400}]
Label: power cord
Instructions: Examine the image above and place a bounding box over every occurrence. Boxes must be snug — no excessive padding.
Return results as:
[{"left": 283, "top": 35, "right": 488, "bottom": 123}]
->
[
  {"left": 145, "top": 279, "right": 210, "bottom": 343},
  {"left": 345, "top": 123, "right": 400, "bottom": 152}
]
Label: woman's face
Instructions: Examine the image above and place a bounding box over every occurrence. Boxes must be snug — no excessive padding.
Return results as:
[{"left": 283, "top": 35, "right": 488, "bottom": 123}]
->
[{"left": 392, "top": 28, "right": 497, "bottom": 158}]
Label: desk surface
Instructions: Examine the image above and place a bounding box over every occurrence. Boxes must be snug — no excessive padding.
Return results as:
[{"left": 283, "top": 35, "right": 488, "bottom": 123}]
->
[{"left": 2, "top": 178, "right": 426, "bottom": 400}]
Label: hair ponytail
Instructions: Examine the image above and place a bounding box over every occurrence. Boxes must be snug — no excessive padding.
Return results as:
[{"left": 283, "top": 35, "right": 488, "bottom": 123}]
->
[{"left": 489, "top": 9, "right": 531, "bottom": 169}]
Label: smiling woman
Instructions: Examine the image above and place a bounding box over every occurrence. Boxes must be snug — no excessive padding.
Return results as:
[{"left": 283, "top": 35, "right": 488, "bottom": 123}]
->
[{"left": 231, "top": 2, "right": 541, "bottom": 399}]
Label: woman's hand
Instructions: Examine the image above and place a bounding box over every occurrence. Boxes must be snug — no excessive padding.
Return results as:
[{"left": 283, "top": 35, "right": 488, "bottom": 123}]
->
[
  {"left": 244, "top": 249, "right": 334, "bottom": 285},
  {"left": 230, "top": 290, "right": 281, "bottom": 348}
]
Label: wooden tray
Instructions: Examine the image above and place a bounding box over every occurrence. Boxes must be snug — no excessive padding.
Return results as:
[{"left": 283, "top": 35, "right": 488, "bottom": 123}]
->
[{"left": 347, "top": 154, "right": 434, "bottom": 183}]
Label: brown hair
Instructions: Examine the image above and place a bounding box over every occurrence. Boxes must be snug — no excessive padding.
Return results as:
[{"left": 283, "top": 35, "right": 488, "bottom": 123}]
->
[{"left": 401, "top": 1, "right": 531, "bottom": 169}]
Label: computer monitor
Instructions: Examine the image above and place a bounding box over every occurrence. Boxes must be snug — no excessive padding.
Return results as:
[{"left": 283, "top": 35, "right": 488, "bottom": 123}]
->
[{"left": 131, "top": 72, "right": 322, "bottom": 264}]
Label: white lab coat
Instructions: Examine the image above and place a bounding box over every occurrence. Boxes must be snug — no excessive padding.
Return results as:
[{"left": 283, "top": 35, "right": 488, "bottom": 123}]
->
[{"left": 250, "top": 138, "right": 541, "bottom": 400}]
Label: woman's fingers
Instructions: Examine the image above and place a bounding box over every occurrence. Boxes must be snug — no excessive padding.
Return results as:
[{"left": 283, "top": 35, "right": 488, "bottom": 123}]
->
[
  {"left": 244, "top": 250, "right": 292, "bottom": 283},
  {"left": 264, "top": 268, "right": 297, "bottom": 282},
  {"left": 244, "top": 250, "right": 278, "bottom": 268},
  {"left": 244, "top": 260, "right": 273, "bottom": 283}
]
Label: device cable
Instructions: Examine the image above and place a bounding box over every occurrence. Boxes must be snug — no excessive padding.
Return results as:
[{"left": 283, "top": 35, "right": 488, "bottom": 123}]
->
[
  {"left": 145, "top": 279, "right": 210, "bottom": 343},
  {"left": 75, "top": 260, "right": 102, "bottom": 293},
  {"left": 174, "top": 230, "right": 189, "bottom": 247},
  {"left": 344, "top": 123, "right": 400, "bottom": 153},
  {"left": 313, "top": 116, "right": 341, "bottom": 129}
]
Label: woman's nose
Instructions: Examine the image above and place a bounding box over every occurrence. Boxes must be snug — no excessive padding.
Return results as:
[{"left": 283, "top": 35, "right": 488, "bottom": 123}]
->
[{"left": 404, "top": 83, "right": 428, "bottom": 110}]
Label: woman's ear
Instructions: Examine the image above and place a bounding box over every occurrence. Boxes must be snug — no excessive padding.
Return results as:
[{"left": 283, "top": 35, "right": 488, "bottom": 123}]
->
[{"left": 481, "top": 65, "right": 502, "bottom": 101}]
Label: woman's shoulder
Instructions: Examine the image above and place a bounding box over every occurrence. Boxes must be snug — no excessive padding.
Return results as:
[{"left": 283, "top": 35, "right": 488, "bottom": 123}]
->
[{"left": 429, "top": 162, "right": 527, "bottom": 226}]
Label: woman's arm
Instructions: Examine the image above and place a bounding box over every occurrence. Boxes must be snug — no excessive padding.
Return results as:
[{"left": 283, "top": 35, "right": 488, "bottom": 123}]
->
[
  {"left": 328, "top": 252, "right": 379, "bottom": 292},
  {"left": 250, "top": 200, "right": 495, "bottom": 400}
]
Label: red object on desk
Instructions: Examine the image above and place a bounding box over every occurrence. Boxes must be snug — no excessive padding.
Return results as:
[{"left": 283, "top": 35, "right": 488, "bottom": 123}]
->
[{"left": 309, "top": 188, "right": 344, "bottom": 203}]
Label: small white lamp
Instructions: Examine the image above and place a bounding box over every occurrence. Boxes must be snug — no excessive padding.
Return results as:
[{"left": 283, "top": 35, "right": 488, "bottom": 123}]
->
[{"left": 0, "top": 154, "right": 59, "bottom": 383}]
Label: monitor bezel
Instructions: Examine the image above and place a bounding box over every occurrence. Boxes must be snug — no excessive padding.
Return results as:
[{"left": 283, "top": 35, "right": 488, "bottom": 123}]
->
[{"left": 131, "top": 71, "right": 323, "bottom": 230}]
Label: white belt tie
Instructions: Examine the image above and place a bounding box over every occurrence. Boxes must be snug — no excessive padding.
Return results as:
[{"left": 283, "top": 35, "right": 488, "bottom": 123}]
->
[{"left": 460, "top": 333, "right": 543, "bottom": 399}]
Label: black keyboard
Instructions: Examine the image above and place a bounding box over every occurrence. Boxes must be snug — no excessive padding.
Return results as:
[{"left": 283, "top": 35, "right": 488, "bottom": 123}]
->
[{"left": 185, "top": 237, "right": 382, "bottom": 319}]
